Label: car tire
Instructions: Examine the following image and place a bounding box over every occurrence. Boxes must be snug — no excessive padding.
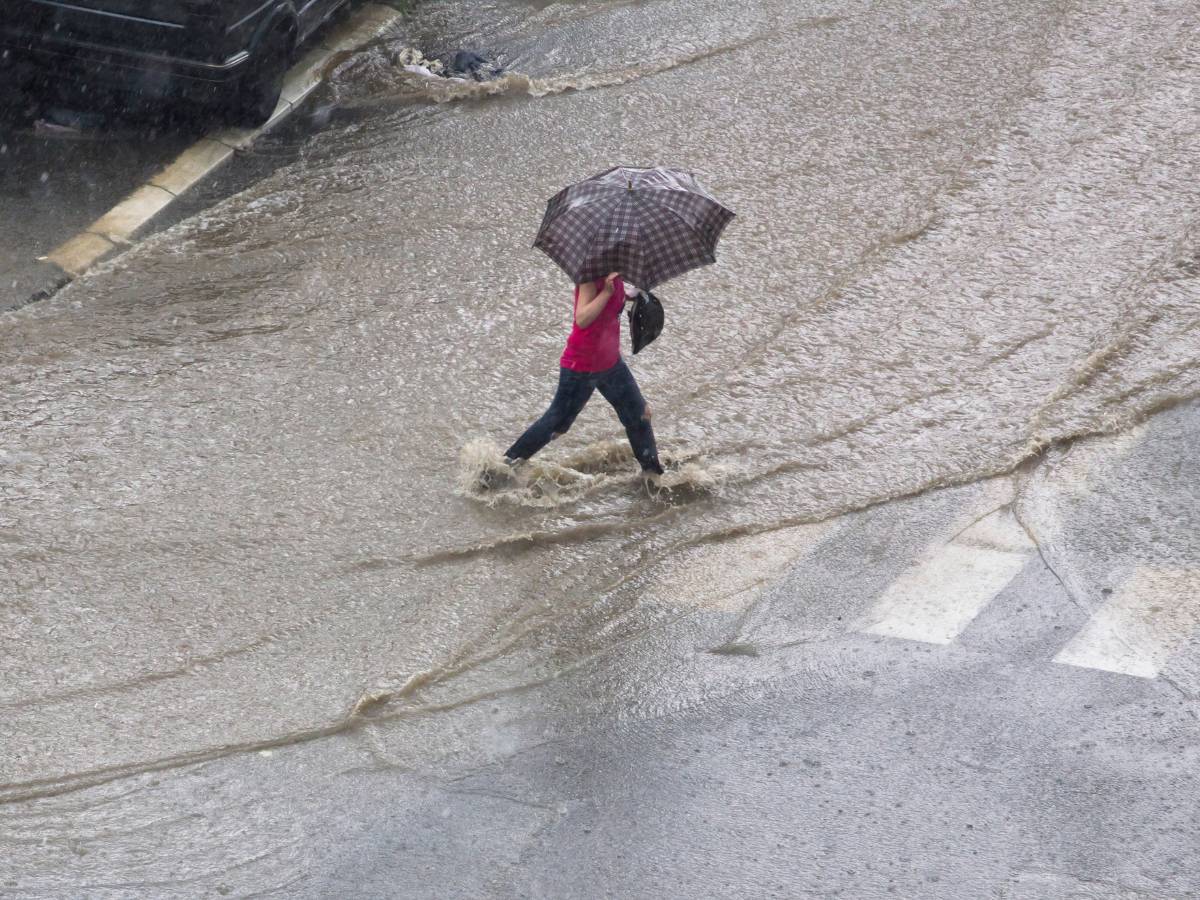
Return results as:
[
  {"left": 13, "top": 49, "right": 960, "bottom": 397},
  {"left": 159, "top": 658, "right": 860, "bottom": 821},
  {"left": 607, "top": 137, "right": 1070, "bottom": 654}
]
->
[{"left": 224, "top": 26, "right": 291, "bottom": 128}]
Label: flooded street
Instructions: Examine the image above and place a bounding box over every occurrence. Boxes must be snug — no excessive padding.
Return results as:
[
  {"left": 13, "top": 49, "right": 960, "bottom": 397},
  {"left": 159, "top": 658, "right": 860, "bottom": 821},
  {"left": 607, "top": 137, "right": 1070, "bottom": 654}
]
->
[{"left": 2, "top": 0, "right": 1198, "bottom": 889}]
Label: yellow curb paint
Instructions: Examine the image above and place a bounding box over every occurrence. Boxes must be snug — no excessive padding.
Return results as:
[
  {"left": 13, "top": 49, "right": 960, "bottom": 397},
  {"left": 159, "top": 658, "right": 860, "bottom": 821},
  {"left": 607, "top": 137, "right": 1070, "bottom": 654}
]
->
[
  {"left": 281, "top": 45, "right": 334, "bottom": 107},
  {"left": 210, "top": 97, "right": 293, "bottom": 151},
  {"left": 265, "top": 95, "right": 296, "bottom": 129},
  {"left": 210, "top": 128, "right": 254, "bottom": 151},
  {"left": 149, "top": 138, "right": 235, "bottom": 196},
  {"left": 46, "top": 232, "right": 115, "bottom": 277},
  {"left": 88, "top": 184, "right": 176, "bottom": 243}
]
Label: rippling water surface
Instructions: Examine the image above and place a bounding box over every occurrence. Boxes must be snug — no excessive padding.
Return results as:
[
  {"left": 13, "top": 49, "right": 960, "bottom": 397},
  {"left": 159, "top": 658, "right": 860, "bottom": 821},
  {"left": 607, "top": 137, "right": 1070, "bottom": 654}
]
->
[{"left": 1, "top": 0, "right": 1197, "bottom": 797}]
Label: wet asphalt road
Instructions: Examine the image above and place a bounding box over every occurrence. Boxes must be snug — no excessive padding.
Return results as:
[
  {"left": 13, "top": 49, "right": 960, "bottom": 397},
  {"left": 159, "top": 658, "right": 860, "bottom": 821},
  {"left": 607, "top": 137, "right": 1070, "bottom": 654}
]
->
[
  {"left": 2, "top": 0, "right": 1198, "bottom": 894},
  {"left": 5, "top": 401, "right": 1197, "bottom": 898},
  {"left": 0, "top": 86, "right": 199, "bottom": 308}
]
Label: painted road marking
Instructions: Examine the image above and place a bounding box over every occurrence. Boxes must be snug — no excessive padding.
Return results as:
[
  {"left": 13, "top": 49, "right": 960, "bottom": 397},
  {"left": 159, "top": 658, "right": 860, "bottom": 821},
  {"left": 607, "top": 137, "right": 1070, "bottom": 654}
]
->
[
  {"left": 860, "top": 507, "right": 1035, "bottom": 644},
  {"left": 1054, "top": 568, "right": 1200, "bottom": 678},
  {"left": 650, "top": 520, "right": 843, "bottom": 613}
]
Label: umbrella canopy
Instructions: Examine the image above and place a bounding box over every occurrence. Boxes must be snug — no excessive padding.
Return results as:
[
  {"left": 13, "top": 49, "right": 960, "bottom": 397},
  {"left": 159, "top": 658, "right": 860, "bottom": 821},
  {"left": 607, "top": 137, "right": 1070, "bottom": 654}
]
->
[{"left": 533, "top": 166, "right": 735, "bottom": 290}]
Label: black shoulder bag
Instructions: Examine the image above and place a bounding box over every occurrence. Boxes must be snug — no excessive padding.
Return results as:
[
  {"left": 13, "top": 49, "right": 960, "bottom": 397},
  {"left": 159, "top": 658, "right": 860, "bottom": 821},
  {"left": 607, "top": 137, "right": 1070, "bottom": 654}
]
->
[{"left": 627, "top": 289, "right": 664, "bottom": 354}]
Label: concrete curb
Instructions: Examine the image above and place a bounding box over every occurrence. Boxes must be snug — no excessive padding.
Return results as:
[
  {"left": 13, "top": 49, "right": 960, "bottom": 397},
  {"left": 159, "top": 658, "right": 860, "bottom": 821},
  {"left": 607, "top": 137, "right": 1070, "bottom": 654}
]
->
[{"left": 34, "top": 3, "right": 401, "bottom": 289}]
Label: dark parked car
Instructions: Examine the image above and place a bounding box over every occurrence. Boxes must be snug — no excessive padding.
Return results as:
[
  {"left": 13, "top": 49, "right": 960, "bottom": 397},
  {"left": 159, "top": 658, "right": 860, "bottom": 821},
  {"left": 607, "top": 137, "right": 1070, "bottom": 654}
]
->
[{"left": 1, "top": 0, "right": 352, "bottom": 126}]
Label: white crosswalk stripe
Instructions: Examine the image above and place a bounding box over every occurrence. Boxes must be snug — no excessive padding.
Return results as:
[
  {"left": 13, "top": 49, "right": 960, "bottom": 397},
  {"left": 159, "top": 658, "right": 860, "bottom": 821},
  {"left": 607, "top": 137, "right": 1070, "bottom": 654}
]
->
[
  {"left": 859, "top": 507, "right": 1034, "bottom": 645},
  {"left": 857, "top": 517, "right": 1199, "bottom": 679},
  {"left": 1053, "top": 568, "right": 1200, "bottom": 678}
]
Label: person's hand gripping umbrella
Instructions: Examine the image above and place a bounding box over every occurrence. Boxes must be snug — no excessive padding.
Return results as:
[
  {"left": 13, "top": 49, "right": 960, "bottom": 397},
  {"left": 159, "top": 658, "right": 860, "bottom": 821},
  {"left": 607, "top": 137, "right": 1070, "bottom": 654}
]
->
[{"left": 533, "top": 165, "right": 735, "bottom": 354}]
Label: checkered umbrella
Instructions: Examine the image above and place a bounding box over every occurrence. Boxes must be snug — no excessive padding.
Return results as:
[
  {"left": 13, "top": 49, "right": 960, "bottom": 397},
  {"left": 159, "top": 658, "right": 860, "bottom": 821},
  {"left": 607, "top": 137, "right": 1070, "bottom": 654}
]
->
[{"left": 533, "top": 166, "right": 735, "bottom": 290}]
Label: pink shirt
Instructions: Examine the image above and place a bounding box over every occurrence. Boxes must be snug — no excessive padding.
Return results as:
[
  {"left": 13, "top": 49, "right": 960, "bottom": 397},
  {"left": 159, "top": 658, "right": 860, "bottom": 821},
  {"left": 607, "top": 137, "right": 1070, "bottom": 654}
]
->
[{"left": 560, "top": 277, "right": 625, "bottom": 372}]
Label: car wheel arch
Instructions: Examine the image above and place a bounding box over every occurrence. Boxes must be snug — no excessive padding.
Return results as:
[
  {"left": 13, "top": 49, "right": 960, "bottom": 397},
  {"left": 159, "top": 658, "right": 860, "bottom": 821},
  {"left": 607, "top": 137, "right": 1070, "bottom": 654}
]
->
[{"left": 252, "top": 4, "right": 299, "bottom": 60}]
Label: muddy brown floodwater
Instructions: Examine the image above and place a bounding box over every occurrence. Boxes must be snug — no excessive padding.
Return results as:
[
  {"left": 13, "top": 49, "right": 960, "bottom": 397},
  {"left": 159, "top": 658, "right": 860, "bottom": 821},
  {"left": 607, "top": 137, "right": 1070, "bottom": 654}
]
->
[{"left": 1, "top": 0, "right": 1197, "bottom": 801}]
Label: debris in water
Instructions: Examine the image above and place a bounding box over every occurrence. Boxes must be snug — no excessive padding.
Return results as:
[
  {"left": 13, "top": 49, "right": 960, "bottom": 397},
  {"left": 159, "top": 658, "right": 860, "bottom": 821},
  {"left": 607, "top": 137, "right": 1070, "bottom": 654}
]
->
[{"left": 449, "top": 50, "right": 503, "bottom": 82}]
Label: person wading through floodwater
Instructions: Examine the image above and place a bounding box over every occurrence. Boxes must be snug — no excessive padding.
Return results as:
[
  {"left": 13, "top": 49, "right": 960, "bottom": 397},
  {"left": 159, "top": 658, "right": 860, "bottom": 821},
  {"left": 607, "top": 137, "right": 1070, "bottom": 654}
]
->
[
  {"left": 504, "top": 271, "right": 664, "bottom": 476},
  {"left": 498, "top": 165, "right": 734, "bottom": 483}
]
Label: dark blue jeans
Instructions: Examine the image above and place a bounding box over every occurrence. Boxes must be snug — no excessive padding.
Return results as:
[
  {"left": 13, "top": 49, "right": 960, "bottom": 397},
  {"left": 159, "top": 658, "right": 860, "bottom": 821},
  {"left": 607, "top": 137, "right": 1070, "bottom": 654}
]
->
[{"left": 506, "top": 360, "right": 663, "bottom": 473}]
